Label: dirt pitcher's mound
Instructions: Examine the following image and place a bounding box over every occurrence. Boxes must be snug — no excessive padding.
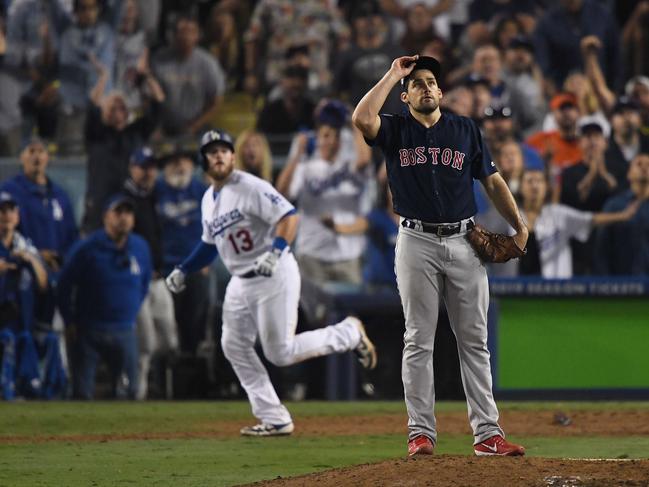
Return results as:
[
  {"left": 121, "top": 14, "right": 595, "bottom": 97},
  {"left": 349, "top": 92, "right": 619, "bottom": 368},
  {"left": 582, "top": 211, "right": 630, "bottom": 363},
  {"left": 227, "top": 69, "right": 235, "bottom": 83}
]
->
[{"left": 250, "top": 456, "right": 649, "bottom": 487}]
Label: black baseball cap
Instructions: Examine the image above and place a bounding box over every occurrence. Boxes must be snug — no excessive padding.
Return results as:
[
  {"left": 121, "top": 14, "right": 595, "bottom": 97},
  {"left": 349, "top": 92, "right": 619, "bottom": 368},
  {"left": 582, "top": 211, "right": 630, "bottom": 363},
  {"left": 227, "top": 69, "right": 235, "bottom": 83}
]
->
[
  {"left": 104, "top": 194, "right": 135, "bottom": 214},
  {"left": 508, "top": 35, "right": 534, "bottom": 53},
  {"left": 462, "top": 73, "right": 490, "bottom": 90},
  {"left": 612, "top": 96, "right": 639, "bottom": 114},
  {"left": 401, "top": 56, "right": 442, "bottom": 90},
  {"left": 0, "top": 191, "right": 18, "bottom": 209}
]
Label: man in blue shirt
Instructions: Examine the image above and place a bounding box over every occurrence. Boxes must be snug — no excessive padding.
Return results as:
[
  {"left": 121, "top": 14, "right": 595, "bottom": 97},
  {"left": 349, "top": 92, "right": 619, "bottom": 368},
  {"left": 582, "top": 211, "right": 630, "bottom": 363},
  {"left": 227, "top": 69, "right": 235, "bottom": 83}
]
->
[
  {"left": 0, "top": 136, "right": 78, "bottom": 272},
  {"left": 58, "top": 194, "right": 151, "bottom": 399},
  {"left": 595, "top": 153, "right": 649, "bottom": 275},
  {"left": 1, "top": 136, "right": 78, "bottom": 328},
  {"left": 155, "top": 146, "right": 208, "bottom": 355}
]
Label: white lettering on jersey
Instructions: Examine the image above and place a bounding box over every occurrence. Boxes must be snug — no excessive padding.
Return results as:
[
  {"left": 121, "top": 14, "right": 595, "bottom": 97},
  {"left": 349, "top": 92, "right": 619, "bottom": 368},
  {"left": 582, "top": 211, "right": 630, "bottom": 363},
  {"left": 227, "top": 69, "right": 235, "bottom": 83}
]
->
[{"left": 205, "top": 208, "right": 244, "bottom": 238}]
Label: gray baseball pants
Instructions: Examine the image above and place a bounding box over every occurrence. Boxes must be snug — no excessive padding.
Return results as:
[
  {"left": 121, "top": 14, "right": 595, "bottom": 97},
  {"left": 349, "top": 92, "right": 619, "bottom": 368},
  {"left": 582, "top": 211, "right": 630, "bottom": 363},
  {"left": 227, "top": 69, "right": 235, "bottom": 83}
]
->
[{"left": 395, "top": 219, "right": 504, "bottom": 445}]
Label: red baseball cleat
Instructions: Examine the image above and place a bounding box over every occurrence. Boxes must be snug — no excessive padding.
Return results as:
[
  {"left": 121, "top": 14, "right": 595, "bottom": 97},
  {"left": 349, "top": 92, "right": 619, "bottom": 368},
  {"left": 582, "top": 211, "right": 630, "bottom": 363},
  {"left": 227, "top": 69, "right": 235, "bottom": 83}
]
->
[
  {"left": 474, "top": 435, "right": 525, "bottom": 456},
  {"left": 408, "top": 435, "right": 434, "bottom": 456}
]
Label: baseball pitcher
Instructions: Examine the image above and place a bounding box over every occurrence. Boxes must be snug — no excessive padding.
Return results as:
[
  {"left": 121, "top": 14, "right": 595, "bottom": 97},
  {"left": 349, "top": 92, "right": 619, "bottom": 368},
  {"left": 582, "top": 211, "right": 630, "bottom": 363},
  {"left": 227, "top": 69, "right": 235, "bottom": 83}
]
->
[{"left": 353, "top": 55, "right": 528, "bottom": 456}]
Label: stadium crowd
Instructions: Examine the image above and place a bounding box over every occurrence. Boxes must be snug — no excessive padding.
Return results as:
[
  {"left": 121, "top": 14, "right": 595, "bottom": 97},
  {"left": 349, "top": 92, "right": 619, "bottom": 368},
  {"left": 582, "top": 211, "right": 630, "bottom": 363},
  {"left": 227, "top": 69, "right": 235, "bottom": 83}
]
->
[{"left": 1, "top": 0, "right": 648, "bottom": 401}]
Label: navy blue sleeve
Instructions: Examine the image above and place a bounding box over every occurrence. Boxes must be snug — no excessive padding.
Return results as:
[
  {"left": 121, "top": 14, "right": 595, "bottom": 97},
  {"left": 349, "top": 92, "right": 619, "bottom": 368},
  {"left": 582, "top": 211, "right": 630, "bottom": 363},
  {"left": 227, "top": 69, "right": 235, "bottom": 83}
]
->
[
  {"left": 179, "top": 241, "right": 218, "bottom": 274},
  {"left": 470, "top": 120, "right": 497, "bottom": 180},
  {"left": 363, "top": 114, "right": 396, "bottom": 149}
]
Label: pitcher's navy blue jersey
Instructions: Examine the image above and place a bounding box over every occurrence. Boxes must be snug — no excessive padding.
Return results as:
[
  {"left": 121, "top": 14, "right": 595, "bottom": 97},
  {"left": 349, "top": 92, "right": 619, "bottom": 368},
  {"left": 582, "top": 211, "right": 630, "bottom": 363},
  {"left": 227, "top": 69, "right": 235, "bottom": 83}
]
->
[{"left": 365, "top": 112, "right": 497, "bottom": 223}]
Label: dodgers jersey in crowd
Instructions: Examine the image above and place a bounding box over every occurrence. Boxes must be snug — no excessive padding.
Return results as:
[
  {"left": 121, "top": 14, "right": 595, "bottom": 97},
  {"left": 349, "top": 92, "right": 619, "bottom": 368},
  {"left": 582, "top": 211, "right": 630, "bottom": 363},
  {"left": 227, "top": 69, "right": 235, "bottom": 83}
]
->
[
  {"left": 366, "top": 112, "right": 497, "bottom": 223},
  {"left": 288, "top": 140, "right": 367, "bottom": 262},
  {"left": 201, "top": 170, "right": 295, "bottom": 275}
]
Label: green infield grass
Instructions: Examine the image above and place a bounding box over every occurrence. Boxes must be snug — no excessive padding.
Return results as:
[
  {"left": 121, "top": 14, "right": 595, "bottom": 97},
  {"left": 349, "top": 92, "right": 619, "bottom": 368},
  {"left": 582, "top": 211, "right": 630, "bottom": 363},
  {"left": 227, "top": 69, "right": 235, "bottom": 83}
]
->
[{"left": 1, "top": 401, "right": 648, "bottom": 487}]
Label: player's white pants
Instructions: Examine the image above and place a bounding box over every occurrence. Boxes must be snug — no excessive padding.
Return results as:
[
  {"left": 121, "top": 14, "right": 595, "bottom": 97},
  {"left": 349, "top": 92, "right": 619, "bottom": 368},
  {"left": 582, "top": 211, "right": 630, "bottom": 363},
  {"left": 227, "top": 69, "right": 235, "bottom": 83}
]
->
[
  {"left": 136, "top": 279, "right": 178, "bottom": 400},
  {"left": 221, "top": 252, "right": 361, "bottom": 425}
]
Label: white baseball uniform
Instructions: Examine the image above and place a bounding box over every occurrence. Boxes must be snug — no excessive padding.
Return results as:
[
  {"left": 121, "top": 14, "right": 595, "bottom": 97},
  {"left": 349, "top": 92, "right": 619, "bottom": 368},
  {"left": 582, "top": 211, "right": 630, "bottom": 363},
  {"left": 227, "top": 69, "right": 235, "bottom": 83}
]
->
[
  {"left": 521, "top": 203, "right": 593, "bottom": 279},
  {"left": 201, "top": 170, "right": 361, "bottom": 425}
]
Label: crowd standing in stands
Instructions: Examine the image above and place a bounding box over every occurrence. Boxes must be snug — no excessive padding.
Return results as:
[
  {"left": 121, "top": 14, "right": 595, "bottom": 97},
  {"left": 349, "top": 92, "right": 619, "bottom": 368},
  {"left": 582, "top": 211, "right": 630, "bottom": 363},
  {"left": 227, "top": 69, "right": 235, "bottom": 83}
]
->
[{"left": 1, "top": 0, "right": 648, "bottom": 401}]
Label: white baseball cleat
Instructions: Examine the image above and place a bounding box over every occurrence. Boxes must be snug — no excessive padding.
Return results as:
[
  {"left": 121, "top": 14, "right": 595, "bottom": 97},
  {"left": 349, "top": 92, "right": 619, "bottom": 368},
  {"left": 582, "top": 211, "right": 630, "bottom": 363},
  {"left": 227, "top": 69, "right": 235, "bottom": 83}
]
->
[
  {"left": 240, "top": 422, "right": 294, "bottom": 437},
  {"left": 348, "top": 316, "right": 378, "bottom": 370}
]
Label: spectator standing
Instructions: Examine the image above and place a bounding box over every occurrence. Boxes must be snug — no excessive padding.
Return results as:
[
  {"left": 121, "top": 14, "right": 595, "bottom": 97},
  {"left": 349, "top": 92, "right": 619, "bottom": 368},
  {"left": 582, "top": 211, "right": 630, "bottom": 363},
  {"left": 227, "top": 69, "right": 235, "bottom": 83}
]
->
[
  {"left": 256, "top": 66, "right": 315, "bottom": 156},
  {"left": 123, "top": 147, "right": 177, "bottom": 399},
  {"left": 481, "top": 105, "right": 544, "bottom": 171},
  {"left": 363, "top": 171, "right": 398, "bottom": 287},
  {"left": 595, "top": 154, "right": 649, "bottom": 275},
  {"left": 155, "top": 146, "right": 208, "bottom": 355},
  {"left": 4, "top": 0, "right": 69, "bottom": 145},
  {"left": 526, "top": 93, "right": 582, "bottom": 181},
  {"left": 203, "top": 4, "right": 240, "bottom": 93},
  {"left": 518, "top": 169, "right": 638, "bottom": 278},
  {"left": 82, "top": 57, "right": 164, "bottom": 233},
  {"left": 234, "top": 130, "right": 273, "bottom": 182},
  {"left": 276, "top": 101, "right": 371, "bottom": 284},
  {"left": 243, "top": 0, "right": 350, "bottom": 96},
  {"left": 560, "top": 118, "right": 618, "bottom": 274},
  {"left": 334, "top": 2, "right": 404, "bottom": 115},
  {"left": 533, "top": 0, "right": 621, "bottom": 91},
  {"left": 152, "top": 14, "right": 225, "bottom": 137},
  {"left": 113, "top": 0, "right": 148, "bottom": 112},
  {"left": 58, "top": 0, "right": 116, "bottom": 153},
  {"left": 606, "top": 97, "right": 649, "bottom": 191},
  {"left": 0, "top": 137, "right": 77, "bottom": 266},
  {"left": 625, "top": 76, "right": 649, "bottom": 137},
  {"left": 501, "top": 35, "right": 545, "bottom": 135},
  {"left": 58, "top": 194, "right": 151, "bottom": 400}
]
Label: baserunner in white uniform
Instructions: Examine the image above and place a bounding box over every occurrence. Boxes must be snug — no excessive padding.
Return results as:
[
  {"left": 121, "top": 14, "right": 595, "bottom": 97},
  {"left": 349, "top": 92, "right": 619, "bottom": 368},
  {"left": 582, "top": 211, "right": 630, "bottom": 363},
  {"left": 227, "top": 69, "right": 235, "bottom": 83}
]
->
[{"left": 166, "top": 129, "right": 377, "bottom": 436}]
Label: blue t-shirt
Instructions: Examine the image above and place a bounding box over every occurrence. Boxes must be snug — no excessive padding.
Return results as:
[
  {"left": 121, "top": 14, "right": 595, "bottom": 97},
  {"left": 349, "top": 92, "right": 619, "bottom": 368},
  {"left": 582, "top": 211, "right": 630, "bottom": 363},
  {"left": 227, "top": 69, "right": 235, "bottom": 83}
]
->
[
  {"left": 365, "top": 112, "right": 497, "bottom": 223},
  {"left": 155, "top": 178, "right": 207, "bottom": 275},
  {"left": 363, "top": 209, "right": 398, "bottom": 286},
  {"left": 0, "top": 174, "right": 78, "bottom": 256},
  {"left": 57, "top": 230, "right": 151, "bottom": 331}
]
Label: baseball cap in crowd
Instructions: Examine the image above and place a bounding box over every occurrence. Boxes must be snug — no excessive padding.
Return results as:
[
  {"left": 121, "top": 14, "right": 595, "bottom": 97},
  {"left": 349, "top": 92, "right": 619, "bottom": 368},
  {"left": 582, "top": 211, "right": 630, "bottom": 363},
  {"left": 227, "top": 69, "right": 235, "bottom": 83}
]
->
[
  {"left": 129, "top": 146, "right": 156, "bottom": 167},
  {"left": 462, "top": 73, "right": 490, "bottom": 90},
  {"left": 103, "top": 194, "right": 135, "bottom": 214},
  {"left": 550, "top": 92, "right": 578, "bottom": 111},
  {"left": 484, "top": 106, "right": 512, "bottom": 119},
  {"left": 285, "top": 43, "right": 309, "bottom": 60},
  {"left": 612, "top": 96, "right": 640, "bottom": 114},
  {"left": 0, "top": 191, "right": 18, "bottom": 209},
  {"left": 578, "top": 115, "right": 610, "bottom": 138},
  {"left": 625, "top": 76, "right": 649, "bottom": 96},
  {"left": 507, "top": 35, "right": 534, "bottom": 53},
  {"left": 401, "top": 56, "right": 442, "bottom": 89},
  {"left": 317, "top": 100, "right": 349, "bottom": 129},
  {"left": 156, "top": 142, "right": 196, "bottom": 165}
]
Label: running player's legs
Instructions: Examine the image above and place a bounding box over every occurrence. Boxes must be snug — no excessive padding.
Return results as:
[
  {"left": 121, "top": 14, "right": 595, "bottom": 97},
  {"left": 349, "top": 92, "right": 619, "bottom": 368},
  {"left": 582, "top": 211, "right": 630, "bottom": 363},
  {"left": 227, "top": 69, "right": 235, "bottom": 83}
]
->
[
  {"left": 221, "top": 277, "right": 292, "bottom": 425},
  {"left": 252, "top": 255, "right": 360, "bottom": 367},
  {"left": 442, "top": 233, "right": 503, "bottom": 443},
  {"left": 396, "top": 228, "right": 444, "bottom": 444}
]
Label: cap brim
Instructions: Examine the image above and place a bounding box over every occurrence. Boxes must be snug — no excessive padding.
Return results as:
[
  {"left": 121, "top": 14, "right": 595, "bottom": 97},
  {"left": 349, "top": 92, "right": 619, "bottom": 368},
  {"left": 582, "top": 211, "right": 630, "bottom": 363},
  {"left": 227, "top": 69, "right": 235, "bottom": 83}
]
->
[{"left": 202, "top": 140, "right": 234, "bottom": 153}]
